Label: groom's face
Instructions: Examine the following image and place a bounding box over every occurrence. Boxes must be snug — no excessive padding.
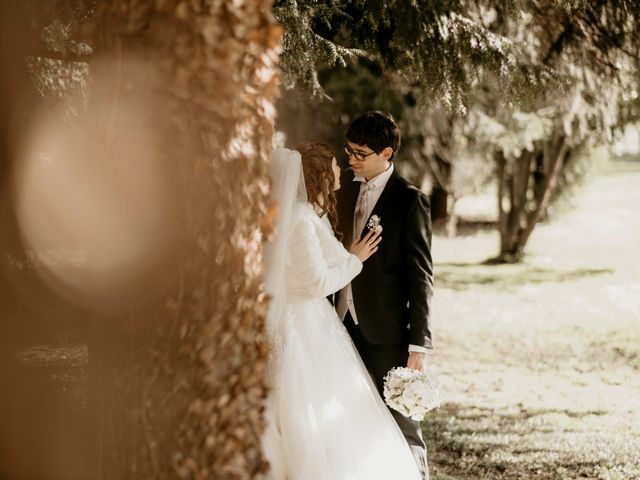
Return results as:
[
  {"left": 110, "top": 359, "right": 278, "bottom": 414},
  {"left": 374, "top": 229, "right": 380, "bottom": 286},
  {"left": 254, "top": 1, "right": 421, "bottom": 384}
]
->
[{"left": 346, "top": 141, "right": 392, "bottom": 181}]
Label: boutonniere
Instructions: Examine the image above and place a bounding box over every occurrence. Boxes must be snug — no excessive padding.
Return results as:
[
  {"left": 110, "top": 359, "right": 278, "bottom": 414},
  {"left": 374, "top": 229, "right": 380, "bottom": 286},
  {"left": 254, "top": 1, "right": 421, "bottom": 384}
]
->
[{"left": 366, "top": 214, "right": 383, "bottom": 233}]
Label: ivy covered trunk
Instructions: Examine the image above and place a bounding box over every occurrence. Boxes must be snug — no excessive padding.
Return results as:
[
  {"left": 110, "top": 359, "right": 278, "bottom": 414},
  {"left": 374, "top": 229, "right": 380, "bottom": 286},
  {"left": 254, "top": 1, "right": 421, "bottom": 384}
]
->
[{"left": 86, "top": 2, "right": 281, "bottom": 478}]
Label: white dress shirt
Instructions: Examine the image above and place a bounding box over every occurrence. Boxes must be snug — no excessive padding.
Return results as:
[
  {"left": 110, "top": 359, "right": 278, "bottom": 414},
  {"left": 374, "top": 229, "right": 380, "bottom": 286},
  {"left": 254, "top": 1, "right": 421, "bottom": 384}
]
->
[{"left": 337, "top": 163, "right": 429, "bottom": 354}]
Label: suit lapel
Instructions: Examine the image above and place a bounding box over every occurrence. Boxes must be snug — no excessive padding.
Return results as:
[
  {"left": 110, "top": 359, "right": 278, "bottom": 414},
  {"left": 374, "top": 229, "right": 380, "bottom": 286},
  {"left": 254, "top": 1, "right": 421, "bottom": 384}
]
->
[
  {"left": 353, "top": 170, "right": 402, "bottom": 285},
  {"left": 369, "top": 169, "right": 401, "bottom": 221},
  {"left": 340, "top": 167, "right": 401, "bottom": 243},
  {"left": 345, "top": 178, "right": 360, "bottom": 219},
  {"left": 339, "top": 170, "right": 360, "bottom": 245}
]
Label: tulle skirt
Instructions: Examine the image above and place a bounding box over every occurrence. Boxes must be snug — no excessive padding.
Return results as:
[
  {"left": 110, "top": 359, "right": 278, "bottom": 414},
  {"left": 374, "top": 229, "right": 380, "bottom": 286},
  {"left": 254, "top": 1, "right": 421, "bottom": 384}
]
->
[{"left": 262, "top": 295, "right": 422, "bottom": 480}]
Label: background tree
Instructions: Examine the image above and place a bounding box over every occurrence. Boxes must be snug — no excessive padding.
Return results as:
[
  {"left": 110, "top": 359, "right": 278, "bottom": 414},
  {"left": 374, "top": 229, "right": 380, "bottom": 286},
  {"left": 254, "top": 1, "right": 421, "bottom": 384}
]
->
[
  {"left": 273, "top": 0, "right": 640, "bottom": 261},
  {"left": 275, "top": 66, "right": 493, "bottom": 235},
  {"left": 274, "top": 0, "right": 523, "bottom": 230},
  {"left": 469, "top": 1, "right": 639, "bottom": 261}
]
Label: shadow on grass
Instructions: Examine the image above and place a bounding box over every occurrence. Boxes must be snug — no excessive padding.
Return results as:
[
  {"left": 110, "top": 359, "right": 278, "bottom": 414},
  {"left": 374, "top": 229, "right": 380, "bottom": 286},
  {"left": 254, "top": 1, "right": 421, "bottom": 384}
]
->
[
  {"left": 423, "top": 404, "right": 639, "bottom": 480},
  {"left": 435, "top": 263, "right": 613, "bottom": 291},
  {"left": 590, "top": 328, "right": 640, "bottom": 370}
]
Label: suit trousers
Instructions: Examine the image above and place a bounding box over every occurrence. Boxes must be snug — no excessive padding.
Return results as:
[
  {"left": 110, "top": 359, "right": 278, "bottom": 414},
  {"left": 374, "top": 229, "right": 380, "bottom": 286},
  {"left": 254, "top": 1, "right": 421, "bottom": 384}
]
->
[{"left": 344, "top": 313, "right": 429, "bottom": 479}]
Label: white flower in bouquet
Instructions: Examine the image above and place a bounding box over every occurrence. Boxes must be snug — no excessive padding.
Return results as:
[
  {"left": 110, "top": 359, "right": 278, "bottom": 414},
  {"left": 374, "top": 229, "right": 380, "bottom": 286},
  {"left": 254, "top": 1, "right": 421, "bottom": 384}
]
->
[
  {"left": 386, "top": 373, "right": 404, "bottom": 394},
  {"left": 383, "top": 367, "right": 441, "bottom": 421}
]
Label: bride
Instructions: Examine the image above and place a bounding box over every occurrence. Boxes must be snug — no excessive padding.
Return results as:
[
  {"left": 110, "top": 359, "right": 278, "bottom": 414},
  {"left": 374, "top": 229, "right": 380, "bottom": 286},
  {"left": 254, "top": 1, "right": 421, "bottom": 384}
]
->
[{"left": 262, "top": 143, "right": 422, "bottom": 479}]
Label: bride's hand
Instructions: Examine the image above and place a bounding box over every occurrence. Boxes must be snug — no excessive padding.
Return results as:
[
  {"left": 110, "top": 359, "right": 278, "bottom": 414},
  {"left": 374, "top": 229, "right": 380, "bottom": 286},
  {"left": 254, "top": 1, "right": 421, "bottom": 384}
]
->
[{"left": 350, "top": 229, "right": 382, "bottom": 262}]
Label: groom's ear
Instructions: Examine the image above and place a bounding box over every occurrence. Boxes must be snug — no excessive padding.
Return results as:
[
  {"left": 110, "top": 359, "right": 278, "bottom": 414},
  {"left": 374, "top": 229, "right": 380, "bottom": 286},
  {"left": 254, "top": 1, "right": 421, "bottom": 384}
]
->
[{"left": 382, "top": 146, "right": 394, "bottom": 161}]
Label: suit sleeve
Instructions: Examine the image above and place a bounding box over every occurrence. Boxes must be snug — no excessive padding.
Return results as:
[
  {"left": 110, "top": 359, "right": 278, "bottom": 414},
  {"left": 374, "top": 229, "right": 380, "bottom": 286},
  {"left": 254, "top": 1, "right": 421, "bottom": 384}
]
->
[
  {"left": 402, "top": 192, "right": 434, "bottom": 349},
  {"left": 289, "top": 216, "right": 363, "bottom": 298}
]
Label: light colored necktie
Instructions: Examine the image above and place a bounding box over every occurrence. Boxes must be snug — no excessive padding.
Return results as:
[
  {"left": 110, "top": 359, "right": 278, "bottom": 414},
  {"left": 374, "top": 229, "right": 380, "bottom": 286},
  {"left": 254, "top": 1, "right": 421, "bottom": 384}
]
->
[{"left": 353, "top": 183, "right": 372, "bottom": 238}]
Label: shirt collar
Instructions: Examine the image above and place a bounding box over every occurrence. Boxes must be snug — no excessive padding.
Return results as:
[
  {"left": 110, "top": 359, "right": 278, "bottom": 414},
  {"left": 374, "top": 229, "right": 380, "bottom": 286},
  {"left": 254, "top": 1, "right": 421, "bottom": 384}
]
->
[{"left": 353, "top": 162, "right": 394, "bottom": 189}]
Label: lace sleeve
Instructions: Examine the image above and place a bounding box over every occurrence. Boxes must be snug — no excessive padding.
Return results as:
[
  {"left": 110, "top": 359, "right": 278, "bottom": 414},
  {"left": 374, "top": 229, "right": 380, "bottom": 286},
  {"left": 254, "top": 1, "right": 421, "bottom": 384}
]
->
[{"left": 289, "top": 215, "right": 362, "bottom": 297}]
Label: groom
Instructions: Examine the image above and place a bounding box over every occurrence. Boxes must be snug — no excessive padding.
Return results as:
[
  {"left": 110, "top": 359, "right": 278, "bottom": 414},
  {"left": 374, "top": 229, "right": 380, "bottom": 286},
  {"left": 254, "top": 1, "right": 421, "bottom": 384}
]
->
[{"left": 336, "top": 111, "right": 433, "bottom": 479}]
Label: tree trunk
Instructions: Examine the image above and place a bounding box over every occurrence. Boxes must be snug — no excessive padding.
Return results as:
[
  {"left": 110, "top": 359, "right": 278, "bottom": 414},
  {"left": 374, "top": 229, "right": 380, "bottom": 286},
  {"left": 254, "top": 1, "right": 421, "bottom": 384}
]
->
[
  {"left": 518, "top": 138, "right": 570, "bottom": 249},
  {"left": 425, "top": 111, "right": 454, "bottom": 227},
  {"left": 494, "top": 135, "right": 570, "bottom": 263},
  {"left": 85, "top": 2, "right": 281, "bottom": 478},
  {"left": 445, "top": 197, "right": 459, "bottom": 237},
  {"left": 496, "top": 150, "right": 507, "bottom": 251},
  {"left": 429, "top": 185, "right": 449, "bottom": 228}
]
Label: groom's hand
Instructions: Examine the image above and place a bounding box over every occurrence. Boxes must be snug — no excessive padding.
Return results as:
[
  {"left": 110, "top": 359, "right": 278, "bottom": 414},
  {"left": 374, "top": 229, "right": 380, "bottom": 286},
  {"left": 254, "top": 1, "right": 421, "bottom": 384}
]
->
[{"left": 407, "top": 351, "right": 427, "bottom": 371}]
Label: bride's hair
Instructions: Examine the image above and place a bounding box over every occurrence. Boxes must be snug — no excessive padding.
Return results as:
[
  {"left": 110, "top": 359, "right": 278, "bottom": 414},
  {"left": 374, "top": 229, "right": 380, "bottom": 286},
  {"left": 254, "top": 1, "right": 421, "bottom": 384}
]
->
[{"left": 296, "top": 142, "right": 343, "bottom": 240}]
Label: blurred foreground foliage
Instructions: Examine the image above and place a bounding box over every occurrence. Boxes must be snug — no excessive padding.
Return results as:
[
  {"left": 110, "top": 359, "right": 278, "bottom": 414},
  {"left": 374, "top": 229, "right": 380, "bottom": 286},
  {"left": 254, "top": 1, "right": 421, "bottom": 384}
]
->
[{"left": 1, "top": 1, "right": 279, "bottom": 478}]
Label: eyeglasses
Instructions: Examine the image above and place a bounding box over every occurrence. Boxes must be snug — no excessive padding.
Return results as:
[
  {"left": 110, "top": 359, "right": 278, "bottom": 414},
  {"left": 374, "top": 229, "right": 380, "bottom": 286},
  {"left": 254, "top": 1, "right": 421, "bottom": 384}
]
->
[{"left": 344, "top": 144, "right": 377, "bottom": 162}]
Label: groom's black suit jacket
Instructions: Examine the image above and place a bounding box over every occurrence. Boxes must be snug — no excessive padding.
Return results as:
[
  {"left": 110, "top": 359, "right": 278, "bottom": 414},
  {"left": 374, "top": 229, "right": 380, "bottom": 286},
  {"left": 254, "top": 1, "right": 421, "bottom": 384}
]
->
[{"left": 336, "top": 166, "right": 434, "bottom": 349}]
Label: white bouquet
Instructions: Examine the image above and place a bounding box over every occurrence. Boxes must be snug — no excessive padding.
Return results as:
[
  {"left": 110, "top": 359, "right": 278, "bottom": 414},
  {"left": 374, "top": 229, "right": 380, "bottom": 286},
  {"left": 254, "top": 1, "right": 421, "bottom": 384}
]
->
[{"left": 383, "top": 367, "right": 441, "bottom": 421}]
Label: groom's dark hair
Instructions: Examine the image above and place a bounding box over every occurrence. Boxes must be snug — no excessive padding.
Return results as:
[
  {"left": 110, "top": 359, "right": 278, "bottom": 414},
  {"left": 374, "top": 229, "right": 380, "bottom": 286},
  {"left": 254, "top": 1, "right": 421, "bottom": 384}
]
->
[{"left": 346, "top": 111, "right": 401, "bottom": 160}]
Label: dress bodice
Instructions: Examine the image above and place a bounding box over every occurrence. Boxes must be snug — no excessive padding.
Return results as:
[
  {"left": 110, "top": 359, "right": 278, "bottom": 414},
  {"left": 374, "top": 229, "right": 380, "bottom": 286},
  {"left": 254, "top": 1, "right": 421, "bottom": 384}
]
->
[{"left": 285, "top": 202, "right": 362, "bottom": 298}]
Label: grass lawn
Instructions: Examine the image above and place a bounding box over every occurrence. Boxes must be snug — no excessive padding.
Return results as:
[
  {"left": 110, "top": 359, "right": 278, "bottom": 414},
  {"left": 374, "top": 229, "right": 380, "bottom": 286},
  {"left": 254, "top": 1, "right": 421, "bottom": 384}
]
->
[{"left": 424, "top": 159, "right": 640, "bottom": 479}]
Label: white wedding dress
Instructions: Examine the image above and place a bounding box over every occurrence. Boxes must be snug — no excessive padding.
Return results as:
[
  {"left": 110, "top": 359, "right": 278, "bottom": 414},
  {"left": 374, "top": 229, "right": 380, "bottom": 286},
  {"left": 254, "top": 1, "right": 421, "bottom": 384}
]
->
[{"left": 262, "top": 148, "right": 421, "bottom": 480}]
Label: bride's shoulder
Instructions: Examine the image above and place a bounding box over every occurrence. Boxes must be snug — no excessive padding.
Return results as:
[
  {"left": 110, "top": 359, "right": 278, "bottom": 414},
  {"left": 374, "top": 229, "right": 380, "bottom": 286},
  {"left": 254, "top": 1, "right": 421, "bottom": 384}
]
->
[
  {"left": 292, "top": 201, "right": 327, "bottom": 234},
  {"left": 289, "top": 202, "right": 320, "bottom": 244},
  {"left": 292, "top": 201, "right": 317, "bottom": 222}
]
